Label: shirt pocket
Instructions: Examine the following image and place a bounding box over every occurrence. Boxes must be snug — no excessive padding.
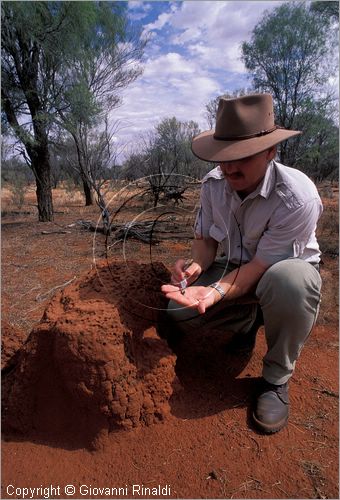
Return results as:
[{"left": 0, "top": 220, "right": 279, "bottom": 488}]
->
[{"left": 209, "top": 223, "right": 226, "bottom": 243}]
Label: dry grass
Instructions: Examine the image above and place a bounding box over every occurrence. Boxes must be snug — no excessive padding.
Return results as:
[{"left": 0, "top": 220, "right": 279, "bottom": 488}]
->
[{"left": 300, "top": 460, "right": 328, "bottom": 499}]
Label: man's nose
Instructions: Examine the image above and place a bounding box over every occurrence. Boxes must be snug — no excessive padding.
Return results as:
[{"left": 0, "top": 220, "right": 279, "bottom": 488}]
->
[{"left": 220, "top": 162, "right": 239, "bottom": 174}]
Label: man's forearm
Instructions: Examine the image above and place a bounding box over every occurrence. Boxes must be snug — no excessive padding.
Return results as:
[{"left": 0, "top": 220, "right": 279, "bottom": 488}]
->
[
  {"left": 191, "top": 237, "right": 218, "bottom": 271},
  {"left": 217, "top": 258, "right": 269, "bottom": 300}
]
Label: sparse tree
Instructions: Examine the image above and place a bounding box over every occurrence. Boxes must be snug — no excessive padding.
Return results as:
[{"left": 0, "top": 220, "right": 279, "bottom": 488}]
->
[
  {"left": 241, "top": 2, "right": 338, "bottom": 167},
  {"left": 1, "top": 2, "right": 92, "bottom": 220},
  {"left": 55, "top": 3, "right": 146, "bottom": 206},
  {"left": 60, "top": 117, "right": 120, "bottom": 234},
  {"left": 1, "top": 1, "right": 146, "bottom": 220},
  {"left": 123, "top": 117, "right": 207, "bottom": 207},
  {"left": 292, "top": 101, "right": 339, "bottom": 182}
]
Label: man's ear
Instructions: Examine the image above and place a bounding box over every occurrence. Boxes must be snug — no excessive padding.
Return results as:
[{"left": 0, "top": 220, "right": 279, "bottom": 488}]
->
[{"left": 267, "top": 145, "right": 277, "bottom": 161}]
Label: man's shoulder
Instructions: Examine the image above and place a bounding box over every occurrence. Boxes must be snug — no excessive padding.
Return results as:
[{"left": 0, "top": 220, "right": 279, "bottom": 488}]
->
[
  {"left": 274, "top": 161, "right": 318, "bottom": 189},
  {"left": 273, "top": 161, "right": 321, "bottom": 208}
]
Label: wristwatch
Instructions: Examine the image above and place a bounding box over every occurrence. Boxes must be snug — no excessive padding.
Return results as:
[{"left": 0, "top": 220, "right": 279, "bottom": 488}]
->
[{"left": 209, "top": 282, "right": 226, "bottom": 299}]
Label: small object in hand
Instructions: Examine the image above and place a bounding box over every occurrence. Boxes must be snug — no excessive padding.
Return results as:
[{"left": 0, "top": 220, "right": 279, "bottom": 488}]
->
[
  {"left": 180, "top": 278, "right": 187, "bottom": 295},
  {"left": 180, "top": 278, "right": 188, "bottom": 289},
  {"left": 174, "top": 259, "right": 193, "bottom": 293}
]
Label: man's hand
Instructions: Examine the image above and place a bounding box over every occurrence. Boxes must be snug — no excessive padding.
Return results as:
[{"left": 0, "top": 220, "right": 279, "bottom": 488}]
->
[
  {"left": 162, "top": 255, "right": 270, "bottom": 315},
  {"left": 161, "top": 283, "right": 220, "bottom": 314},
  {"left": 170, "top": 258, "right": 202, "bottom": 287}
]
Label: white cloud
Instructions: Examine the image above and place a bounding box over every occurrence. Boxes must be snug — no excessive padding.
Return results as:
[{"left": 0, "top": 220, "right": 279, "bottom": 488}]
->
[
  {"left": 172, "top": 25, "right": 202, "bottom": 44},
  {"left": 168, "top": 1, "right": 286, "bottom": 73},
  {"left": 111, "top": 50, "right": 220, "bottom": 157},
  {"left": 127, "top": 2, "right": 152, "bottom": 21},
  {"left": 128, "top": 11, "right": 149, "bottom": 21},
  {"left": 113, "top": 1, "right": 287, "bottom": 161},
  {"left": 143, "top": 52, "right": 196, "bottom": 78},
  {"left": 143, "top": 11, "right": 174, "bottom": 32},
  {"left": 128, "top": 1, "right": 152, "bottom": 12}
]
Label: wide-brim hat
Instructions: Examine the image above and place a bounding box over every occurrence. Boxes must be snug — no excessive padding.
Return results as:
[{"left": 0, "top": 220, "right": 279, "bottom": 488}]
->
[{"left": 192, "top": 93, "right": 302, "bottom": 162}]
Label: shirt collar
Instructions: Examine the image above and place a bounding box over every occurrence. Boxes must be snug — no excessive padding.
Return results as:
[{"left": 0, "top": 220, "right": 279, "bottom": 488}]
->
[{"left": 257, "top": 160, "right": 276, "bottom": 199}]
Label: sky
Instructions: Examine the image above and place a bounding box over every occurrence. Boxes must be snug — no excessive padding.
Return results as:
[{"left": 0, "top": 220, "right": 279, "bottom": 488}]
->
[{"left": 112, "top": 0, "right": 286, "bottom": 161}]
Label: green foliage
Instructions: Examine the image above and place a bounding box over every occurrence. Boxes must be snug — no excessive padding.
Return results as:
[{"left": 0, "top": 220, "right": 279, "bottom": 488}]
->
[
  {"left": 63, "top": 83, "right": 100, "bottom": 127},
  {"left": 137, "top": 116, "right": 208, "bottom": 181},
  {"left": 241, "top": 2, "right": 339, "bottom": 172},
  {"left": 292, "top": 103, "right": 339, "bottom": 181},
  {"left": 311, "top": 1, "right": 339, "bottom": 20},
  {"left": 153, "top": 117, "right": 202, "bottom": 179},
  {"left": 1, "top": 1, "right": 146, "bottom": 218},
  {"left": 242, "top": 3, "right": 334, "bottom": 122},
  {"left": 56, "top": 1, "right": 146, "bottom": 132},
  {"left": 1, "top": 1, "right": 99, "bottom": 125},
  {"left": 50, "top": 1, "right": 146, "bottom": 211}
]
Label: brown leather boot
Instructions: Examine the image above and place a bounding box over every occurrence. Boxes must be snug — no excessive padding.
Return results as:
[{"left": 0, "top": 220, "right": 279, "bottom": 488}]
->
[{"left": 252, "top": 378, "right": 289, "bottom": 433}]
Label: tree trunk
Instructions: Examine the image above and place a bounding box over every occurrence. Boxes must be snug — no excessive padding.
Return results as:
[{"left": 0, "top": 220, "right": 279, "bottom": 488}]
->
[
  {"left": 82, "top": 177, "right": 94, "bottom": 206},
  {"left": 2, "top": 89, "right": 54, "bottom": 221},
  {"left": 33, "top": 150, "right": 54, "bottom": 222},
  {"left": 73, "top": 136, "right": 94, "bottom": 206},
  {"left": 36, "top": 177, "right": 54, "bottom": 222}
]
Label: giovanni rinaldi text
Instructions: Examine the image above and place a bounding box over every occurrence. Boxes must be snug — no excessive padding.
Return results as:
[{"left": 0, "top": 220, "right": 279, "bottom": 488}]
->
[{"left": 6, "top": 483, "right": 172, "bottom": 498}]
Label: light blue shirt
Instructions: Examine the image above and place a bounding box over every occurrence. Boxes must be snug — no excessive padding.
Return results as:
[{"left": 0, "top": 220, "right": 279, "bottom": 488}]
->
[{"left": 194, "top": 160, "right": 323, "bottom": 266}]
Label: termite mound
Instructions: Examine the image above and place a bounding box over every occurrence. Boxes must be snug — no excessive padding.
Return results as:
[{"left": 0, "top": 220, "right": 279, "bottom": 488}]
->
[{"left": 2, "top": 261, "right": 178, "bottom": 450}]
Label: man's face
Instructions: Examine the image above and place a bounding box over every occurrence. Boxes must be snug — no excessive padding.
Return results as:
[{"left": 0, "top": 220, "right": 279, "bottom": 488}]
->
[{"left": 219, "top": 147, "right": 276, "bottom": 196}]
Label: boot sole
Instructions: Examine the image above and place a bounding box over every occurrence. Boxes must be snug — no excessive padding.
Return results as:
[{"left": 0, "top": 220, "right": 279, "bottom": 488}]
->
[{"left": 252, "top": 411, "right": 288, "bottom": 434}]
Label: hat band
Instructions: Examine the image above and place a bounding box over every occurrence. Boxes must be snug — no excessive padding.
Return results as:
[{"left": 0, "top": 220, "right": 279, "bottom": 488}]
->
[{"left": 213, "top": 125, "right": 280, "bottom": 141}]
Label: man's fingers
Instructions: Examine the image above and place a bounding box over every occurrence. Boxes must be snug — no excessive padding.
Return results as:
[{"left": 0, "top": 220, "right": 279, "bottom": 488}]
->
[
  {"left": 197, "top": 300, "right": 206, "bottom": 314},
  {"left": 170, "top": 259, "right": 187, "bottom": 284},
  {"left": 171, "top": 259, "right": 202, "bottom": 285},
  {"left": 161, "top": 284, "right": 181, "bottom": 293},
  {"left": 183, "top": 262, "right": 201, "bottom": 280}
]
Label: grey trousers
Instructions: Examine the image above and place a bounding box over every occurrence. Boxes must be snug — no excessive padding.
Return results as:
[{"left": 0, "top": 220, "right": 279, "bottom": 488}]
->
[{"left": 167, "top": 258, "right": 322, "bottom": 385}]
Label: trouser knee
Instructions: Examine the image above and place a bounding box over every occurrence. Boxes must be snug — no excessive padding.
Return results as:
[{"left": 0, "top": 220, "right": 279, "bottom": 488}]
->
[{"left": 256, "top": 259, "right": 322, "bottom": 315}]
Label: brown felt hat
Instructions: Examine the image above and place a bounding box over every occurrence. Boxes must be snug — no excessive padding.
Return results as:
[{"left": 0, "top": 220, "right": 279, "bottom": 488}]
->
[{"left": 192, "top": 93, "right": 301, "bottom": 162}]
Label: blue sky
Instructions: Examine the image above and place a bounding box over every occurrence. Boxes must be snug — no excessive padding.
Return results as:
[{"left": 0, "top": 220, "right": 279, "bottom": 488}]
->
[{"left": 113, "top": 1, "right": 286, "bottom": 160}]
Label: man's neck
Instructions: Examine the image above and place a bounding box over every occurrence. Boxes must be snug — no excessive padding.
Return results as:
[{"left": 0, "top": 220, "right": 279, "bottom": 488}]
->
[{"left": 236, "top": 190, "right": 248, "bottom": 200}]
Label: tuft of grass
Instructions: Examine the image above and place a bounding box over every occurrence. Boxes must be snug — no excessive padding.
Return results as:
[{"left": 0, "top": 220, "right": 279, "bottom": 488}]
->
[{"left": 300, "top": 460, "right": 327, "bottom": 499}]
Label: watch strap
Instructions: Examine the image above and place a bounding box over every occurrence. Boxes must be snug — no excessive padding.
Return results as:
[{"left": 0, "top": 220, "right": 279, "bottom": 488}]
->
[{"left": 209, "top": 282, "right": 225, "bottom": 299}]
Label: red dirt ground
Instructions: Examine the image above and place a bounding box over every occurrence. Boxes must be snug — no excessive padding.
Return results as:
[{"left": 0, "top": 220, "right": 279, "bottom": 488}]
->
[{"left": 1, "top": 185, "right": 339, "bottom": 499}]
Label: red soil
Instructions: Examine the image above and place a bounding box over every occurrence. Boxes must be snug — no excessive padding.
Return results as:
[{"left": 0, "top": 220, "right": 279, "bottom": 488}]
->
[
  {"left": 2, "top": 262, "right": 178, "bottom": 451},
  {"left": 1, "top": 189, "right": 339, "bottom": 499}
]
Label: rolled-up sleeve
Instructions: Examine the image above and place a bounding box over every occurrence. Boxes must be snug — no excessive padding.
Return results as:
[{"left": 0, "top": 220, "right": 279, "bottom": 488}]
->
[{"left": 256, "top": 198, "right": 323, "bottom": 266}]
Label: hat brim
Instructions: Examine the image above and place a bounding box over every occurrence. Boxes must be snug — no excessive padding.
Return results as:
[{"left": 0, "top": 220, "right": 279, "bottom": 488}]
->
[{"left": 192, "top": 128, "right": 302, "bottom": 162}]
